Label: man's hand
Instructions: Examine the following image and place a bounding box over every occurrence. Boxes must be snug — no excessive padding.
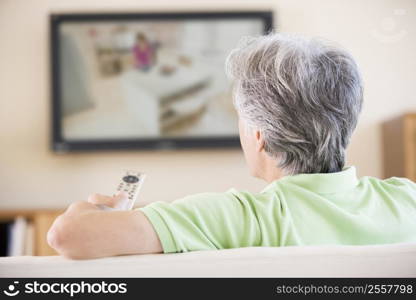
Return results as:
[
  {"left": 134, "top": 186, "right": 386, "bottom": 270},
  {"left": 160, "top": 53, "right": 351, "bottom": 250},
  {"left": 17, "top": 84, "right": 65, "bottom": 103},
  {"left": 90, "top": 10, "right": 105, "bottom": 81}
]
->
[{"left": 47, "top": 194, "right": 163, "bottom": 259}]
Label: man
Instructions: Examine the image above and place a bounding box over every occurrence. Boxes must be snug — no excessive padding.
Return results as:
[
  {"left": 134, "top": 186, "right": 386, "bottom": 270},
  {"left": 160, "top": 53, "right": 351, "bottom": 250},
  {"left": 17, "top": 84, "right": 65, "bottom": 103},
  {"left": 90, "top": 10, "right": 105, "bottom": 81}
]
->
[{"left": 48, "top": 33, "right": 416, "bottom": 259}]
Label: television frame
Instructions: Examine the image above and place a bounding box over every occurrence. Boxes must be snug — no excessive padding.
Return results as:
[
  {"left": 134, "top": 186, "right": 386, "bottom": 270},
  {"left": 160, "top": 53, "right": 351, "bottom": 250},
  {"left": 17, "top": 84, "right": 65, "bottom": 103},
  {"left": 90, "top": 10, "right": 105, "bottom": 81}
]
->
[{"left": 50, "top": 11, "right": 273, "bottom": 152}]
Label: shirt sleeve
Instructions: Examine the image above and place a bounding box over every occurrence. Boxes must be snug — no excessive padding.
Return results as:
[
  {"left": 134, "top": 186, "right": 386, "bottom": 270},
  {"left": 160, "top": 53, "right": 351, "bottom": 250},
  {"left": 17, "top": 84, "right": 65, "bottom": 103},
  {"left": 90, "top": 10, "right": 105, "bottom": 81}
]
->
[
  {"left": 138, "top": 190, "right": 261, "bottom": 253},
  {"left": 385, "top": 177, "right": 416, "bottom": 192}
]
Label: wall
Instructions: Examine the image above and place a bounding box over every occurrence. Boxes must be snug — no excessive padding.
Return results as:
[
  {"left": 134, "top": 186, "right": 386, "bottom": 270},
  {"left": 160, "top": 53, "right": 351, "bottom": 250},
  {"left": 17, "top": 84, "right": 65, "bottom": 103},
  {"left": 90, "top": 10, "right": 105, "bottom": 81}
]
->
[{"left": 0, "top": 0, "right": 415, "bottom": 209}]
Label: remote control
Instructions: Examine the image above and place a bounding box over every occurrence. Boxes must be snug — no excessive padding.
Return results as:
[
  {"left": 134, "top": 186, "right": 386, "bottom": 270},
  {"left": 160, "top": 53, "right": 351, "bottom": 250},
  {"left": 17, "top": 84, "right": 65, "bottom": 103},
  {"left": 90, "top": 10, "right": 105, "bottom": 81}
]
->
[{"left": 97, "top": 170, "right": 146, "bottom": 211}]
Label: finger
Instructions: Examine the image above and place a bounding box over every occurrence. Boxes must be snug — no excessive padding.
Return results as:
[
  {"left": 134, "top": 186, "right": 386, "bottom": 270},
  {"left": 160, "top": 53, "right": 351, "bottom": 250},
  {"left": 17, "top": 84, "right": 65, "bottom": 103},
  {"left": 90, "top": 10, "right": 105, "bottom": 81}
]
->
[
  {"left": 113, "top": 192, "right": 129, "bottom": 209},
  {"left": 114, "top": 192, "right": 128, "bottom": 201},
  {"left": 87, "top": 193, "right": 117, "bottom": 208}
]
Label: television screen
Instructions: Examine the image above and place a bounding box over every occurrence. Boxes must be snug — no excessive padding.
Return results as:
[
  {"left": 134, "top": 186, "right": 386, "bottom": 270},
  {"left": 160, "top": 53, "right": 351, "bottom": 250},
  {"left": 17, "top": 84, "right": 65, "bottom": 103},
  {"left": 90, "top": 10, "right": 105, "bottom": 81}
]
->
[{"left": 50, "top": 12, "right": 273, "bottom": 151}]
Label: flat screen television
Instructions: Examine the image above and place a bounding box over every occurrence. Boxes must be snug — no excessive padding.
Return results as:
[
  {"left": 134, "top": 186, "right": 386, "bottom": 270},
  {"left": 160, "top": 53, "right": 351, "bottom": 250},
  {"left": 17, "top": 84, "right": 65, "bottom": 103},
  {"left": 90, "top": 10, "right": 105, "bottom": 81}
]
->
[{"left": 50, "top": 11, "right": 273, "bottom": 152}]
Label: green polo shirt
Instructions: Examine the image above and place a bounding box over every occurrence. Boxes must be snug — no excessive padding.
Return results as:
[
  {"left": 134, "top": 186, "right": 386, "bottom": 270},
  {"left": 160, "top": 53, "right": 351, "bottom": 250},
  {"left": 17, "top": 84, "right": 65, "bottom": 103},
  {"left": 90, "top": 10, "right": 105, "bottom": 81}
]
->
[{"left": 139, "top": 166, "right": 416, "bottom": 253}]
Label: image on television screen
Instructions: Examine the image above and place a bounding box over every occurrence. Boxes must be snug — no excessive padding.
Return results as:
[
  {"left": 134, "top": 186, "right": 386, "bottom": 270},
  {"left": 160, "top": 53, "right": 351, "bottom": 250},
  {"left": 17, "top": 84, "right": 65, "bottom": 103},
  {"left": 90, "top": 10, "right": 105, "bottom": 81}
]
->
[{"left": 52, "top": 13, "right": 272, "bottom": 150}]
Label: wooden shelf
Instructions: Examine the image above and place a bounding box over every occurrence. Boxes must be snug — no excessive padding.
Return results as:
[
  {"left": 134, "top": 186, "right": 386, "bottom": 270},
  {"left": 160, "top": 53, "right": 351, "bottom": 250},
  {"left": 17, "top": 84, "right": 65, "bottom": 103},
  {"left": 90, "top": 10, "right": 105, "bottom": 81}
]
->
[
  {"left": 382, "top": 113, "right": 416, "bottom": 181},
  {"left": 0, "top": 209, "right": 63, "bottom": 256}
]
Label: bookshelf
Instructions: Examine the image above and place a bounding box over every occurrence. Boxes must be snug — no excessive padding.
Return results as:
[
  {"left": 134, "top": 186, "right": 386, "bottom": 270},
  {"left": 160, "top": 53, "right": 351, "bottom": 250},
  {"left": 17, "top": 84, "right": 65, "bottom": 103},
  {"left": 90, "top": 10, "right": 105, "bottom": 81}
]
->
[
  {"left": 382, "top": 113, "right": 416, "bottom": 181},
  {"left": 0, "top": 209, "right": 63, "bottom": 256}
]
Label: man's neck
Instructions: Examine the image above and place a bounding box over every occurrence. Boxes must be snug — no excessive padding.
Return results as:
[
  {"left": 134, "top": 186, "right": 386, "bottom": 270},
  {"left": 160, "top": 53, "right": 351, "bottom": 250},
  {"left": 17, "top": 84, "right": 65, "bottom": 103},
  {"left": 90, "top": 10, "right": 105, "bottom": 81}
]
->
[{"left": 260, "top": 154, "right": 284, "bottom": 183}]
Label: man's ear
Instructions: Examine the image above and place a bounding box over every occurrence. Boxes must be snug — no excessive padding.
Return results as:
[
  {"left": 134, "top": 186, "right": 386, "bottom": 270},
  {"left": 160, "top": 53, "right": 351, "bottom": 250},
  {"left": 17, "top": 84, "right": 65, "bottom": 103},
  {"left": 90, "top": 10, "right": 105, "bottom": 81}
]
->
[{"left": 255, "top": 129, "right": 265, "bottom": 153}]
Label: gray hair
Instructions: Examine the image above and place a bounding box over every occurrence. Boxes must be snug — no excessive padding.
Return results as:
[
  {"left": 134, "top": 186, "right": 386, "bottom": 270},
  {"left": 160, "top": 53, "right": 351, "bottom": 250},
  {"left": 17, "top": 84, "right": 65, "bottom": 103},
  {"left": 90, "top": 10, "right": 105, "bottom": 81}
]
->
[{"left": 226, "top": 33, "right": 363, "bottom": 175}]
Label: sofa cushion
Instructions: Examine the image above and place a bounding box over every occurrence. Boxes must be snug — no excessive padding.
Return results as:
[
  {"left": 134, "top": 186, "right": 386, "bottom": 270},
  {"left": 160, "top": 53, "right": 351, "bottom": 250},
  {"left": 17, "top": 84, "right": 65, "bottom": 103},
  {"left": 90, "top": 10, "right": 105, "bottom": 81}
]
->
[{"left": 1, "top": 243, "right": 415, "bottom": 277}]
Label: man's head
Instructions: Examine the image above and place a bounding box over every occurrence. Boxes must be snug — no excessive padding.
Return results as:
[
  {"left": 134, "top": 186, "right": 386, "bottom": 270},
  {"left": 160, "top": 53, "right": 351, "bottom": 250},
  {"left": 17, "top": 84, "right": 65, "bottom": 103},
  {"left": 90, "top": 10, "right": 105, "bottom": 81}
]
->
[{"left": 226, "top": 33, "right": 363, "bottom": 179}]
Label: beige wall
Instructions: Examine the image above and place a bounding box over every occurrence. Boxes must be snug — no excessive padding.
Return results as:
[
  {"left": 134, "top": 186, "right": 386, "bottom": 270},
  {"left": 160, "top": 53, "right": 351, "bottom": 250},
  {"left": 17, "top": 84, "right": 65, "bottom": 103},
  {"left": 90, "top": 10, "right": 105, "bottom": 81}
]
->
[{"left": 0, "top": 0, "right": 415, "bottom": 209}]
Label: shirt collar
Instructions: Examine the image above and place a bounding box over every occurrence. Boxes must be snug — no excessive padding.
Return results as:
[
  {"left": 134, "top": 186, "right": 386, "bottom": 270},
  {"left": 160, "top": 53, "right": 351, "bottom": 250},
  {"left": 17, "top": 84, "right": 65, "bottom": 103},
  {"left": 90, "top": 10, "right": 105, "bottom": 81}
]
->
[{"left": 265, "top": 166, "right": 359, "bottom": 194}]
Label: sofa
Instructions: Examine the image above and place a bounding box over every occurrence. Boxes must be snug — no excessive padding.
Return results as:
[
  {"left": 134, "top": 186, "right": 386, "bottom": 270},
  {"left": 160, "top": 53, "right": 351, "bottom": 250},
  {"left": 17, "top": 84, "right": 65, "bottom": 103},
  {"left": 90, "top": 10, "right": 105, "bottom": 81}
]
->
[{"left": 1, "top": 243, "right": 415, "bottom": 277}]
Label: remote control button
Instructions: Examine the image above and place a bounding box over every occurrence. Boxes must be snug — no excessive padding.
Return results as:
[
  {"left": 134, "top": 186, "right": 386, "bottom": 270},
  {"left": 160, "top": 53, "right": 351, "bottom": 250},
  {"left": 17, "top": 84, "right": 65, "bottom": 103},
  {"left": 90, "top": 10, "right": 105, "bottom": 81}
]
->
[{"left": 123, "top": 175, "right": 139, "bottom": 184}]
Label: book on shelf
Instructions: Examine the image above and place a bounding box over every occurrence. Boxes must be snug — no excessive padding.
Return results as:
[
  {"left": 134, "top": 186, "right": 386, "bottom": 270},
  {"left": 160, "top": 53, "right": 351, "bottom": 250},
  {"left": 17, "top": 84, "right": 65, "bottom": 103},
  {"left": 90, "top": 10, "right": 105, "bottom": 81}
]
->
[
  {"left": 0, "top": 216, "right": 35, "bottom": 256},
  {"left": 0, "top": 221, "right": 10, "bottom": 256},
  {"left": 8, "top": 216, "right": 26, "bottom": 256}
]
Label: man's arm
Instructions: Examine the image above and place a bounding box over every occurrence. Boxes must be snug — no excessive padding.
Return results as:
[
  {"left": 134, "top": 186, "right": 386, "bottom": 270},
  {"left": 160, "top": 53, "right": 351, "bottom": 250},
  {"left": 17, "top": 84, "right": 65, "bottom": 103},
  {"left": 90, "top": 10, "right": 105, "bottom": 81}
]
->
[{"left": 47, "top": 194, "right": 163, "bottom": 259}]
